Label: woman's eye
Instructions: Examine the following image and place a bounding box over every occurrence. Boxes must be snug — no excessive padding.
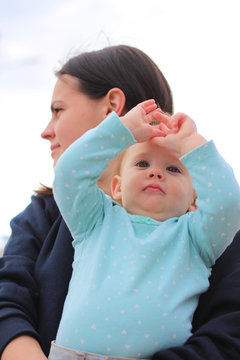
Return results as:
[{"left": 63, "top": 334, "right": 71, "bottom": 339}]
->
[
  {"left": 136, "top": 160, "right": 149, "bottom": 168},
  {"left": 167, "top": 166, "right": 181, "bottom": 173},
  {"left": 54, "top": 107, "right": 63, "bottom": 114}
]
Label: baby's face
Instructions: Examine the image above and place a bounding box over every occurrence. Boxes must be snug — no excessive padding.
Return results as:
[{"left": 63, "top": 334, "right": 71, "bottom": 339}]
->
[{"left": 112, "top": 141, "right": 196, "bottom": 221}]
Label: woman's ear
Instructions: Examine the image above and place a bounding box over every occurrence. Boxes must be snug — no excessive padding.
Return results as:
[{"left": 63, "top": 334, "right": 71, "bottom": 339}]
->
[
  {"left": 105, "top": 88, "right": 126, "bottom": 116},
  {"left": 111, "top": 175, "right": 122, "bottom": 202}
]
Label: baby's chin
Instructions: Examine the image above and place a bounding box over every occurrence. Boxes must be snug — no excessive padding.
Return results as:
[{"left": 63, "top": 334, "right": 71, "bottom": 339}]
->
[
  {"left": 126, "top": 207, "right": 171, "bottom": 222},
  {"left": 129, "top": 205, "right": 194, "bottom": 222}
]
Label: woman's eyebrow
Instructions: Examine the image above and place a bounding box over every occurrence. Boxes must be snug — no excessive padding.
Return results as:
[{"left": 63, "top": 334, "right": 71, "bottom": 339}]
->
[{"left": 50, "top": 100, "right": 64, "bottom": 112}]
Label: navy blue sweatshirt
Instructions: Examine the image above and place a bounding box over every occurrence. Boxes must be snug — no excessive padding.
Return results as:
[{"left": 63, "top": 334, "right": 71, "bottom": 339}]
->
[{"left": 0, "top": 195, "right": 240, "bottom": 359}]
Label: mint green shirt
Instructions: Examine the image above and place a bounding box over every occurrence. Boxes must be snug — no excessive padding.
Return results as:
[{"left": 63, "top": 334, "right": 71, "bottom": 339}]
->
[{"left": 53, "top": 112, "right": 240, "bottom": 358}]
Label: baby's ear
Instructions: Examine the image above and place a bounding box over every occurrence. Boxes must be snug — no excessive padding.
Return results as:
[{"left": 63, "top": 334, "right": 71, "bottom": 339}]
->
[
  {"left": 188, "top": 189, "right": 198, "bottom": 212},
  {"left": 111, "top": 175, "right": 122, "bottom": 201}
]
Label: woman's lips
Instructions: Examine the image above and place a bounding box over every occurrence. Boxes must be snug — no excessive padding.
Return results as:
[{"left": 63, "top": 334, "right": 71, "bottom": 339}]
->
[{"left": 50, "top": 144, "right": 60, "bottom": 156}]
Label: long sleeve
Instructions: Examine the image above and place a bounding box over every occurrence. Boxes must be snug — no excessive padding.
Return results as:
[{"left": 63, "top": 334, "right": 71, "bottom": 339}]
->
[
  {"left": 181, "top": 141, "right": 240, "bottom": 266},
  {"left": 53, "top": 112, "right": 135, "bottom": 242},
  {"left": 0, "top": 195, "right": 59, "bottom": 355}
]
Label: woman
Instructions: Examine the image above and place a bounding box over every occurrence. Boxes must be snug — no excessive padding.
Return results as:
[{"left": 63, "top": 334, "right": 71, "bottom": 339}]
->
[{"left": 0, "top": 45, "right": 240, "bottom": 360}]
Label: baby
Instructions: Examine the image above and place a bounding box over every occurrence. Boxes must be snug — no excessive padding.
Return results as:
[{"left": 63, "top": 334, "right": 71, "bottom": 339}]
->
[{"left": 50, "top": 100, "right": 240, "bottom": 359}]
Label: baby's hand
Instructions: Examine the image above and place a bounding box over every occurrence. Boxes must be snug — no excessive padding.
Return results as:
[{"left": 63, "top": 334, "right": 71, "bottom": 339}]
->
[
  {"left": 120, "top": 100, "right": 171, "bottom": 143},
  {"left": 152, "top": 112, "right": 207, "bottom": 156}
]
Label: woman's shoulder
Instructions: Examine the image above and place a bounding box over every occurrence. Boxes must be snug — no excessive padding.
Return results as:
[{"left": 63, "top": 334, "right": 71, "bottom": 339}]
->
[
  {"left": 31, "top": 193, "right": 60, "bottom": 222},
  {"left": 4, "top": 195, "right": 61, "bottom": 256},
  {"left": 13, "top": 194, "right": 60, "bottom": 225}
]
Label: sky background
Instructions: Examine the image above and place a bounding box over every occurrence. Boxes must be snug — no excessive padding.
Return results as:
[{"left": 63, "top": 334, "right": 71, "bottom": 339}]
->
[{"left": 1, "top": 0, "right": 240, "bottom": 236}]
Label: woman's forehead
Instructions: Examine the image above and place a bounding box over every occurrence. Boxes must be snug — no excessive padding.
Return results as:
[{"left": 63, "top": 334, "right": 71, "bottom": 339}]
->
[{"left": 52, "top": 74, "right": 80, "bottom": 97}]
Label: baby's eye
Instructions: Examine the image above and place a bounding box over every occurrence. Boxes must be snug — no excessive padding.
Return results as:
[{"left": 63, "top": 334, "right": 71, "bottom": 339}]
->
[
  {"left": 167, "top": 166, "right": 181, "bottom": 173},
  {"left": 136, "top": 160, "right": 150, "bottom": 168}
]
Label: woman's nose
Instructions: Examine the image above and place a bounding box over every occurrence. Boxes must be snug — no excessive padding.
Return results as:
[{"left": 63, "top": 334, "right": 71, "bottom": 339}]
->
[
  {"left": 147, "top": 168, "right": 164, "bottom": 180},
  {"left": 41, "top": 121, "right": 55, "bottom": 140}
]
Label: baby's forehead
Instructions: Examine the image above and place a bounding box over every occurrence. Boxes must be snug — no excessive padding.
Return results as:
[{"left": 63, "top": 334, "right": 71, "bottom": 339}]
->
[{"left": 125, "top": 141, "right": 179, "bottom": 162}]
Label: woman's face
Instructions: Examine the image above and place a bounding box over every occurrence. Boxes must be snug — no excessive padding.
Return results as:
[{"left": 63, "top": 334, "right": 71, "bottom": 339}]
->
[{"left": 41, "top": 74, "right": 108, "bottom": 166}]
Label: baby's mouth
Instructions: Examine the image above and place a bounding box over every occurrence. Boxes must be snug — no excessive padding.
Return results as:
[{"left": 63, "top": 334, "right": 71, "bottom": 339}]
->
[{"left": 143, "top": 184, "right": 165, "bottom": 194}]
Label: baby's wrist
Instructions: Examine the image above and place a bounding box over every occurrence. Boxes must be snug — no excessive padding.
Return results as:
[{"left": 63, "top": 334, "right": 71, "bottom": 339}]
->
[
  {"left": 120, "top": 115, "right": 135, "bottom": 137},
  {"left": 180, "top": 133, "right": 207, "bottom": 156}
]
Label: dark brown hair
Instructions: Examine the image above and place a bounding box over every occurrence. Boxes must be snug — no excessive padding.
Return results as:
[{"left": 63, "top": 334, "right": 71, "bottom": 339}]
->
[
  {"left": 57, "top": 45, "right": 173, "bottom": 113},
  {"left": 36, "top": 44, "right": 173, "bottom": 196}
]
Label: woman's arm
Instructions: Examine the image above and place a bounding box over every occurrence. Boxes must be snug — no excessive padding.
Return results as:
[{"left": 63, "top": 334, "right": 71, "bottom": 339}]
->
[
  {"left": 0, "top": 195, "right": 59, "bottom": 358},
  {"left": 151, "top": 230, "right": 240, "bottom": 359}
]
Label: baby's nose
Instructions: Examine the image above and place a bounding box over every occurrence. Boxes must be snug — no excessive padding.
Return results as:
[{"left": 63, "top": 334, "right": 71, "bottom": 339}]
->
[{"left": 148, "top": 168, "right": 164, "bottom": 179}]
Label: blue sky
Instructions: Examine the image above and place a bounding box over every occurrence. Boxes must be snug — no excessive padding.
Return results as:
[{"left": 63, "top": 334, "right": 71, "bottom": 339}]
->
[{"left": 1, "top": 0, "right": 240, "bottom": 235}]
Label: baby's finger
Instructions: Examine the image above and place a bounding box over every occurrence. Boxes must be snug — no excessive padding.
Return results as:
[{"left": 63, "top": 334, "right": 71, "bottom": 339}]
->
[
  {"left": 170, "top": 112, "right": 189, "bottom": 130},
  {"left": 152, "top": 110, "right": 172, "bottom": 129},
  {"left": 159, "top": 123, "right": 170, "bottom": 134},
  {"left": 145, "top": 109, "right": 170, "bottom": 128},
  {"left": 144, "top": 103, "right": 158, "bottom": 114},
  {"left": 150, "top": 127, "right": 167, "bottom": 138},
  {"left": 140, "top": 99, "right": 157, "bottom": 114},
  {"left": 145, "top": 109, "right": 161, "bottom": 124}
]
